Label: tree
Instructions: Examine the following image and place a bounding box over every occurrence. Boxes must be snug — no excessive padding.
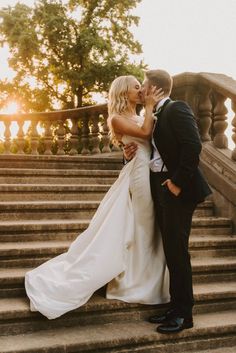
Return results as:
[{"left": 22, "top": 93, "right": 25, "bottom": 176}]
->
[{"left": 0, "top": 0, "right": 145, "bottom": 112}]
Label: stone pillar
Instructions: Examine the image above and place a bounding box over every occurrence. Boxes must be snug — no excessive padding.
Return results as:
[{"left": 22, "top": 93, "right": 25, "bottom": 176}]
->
[
  {"left": 44, "top": 120, "right": 53, "bottom": 155},
  {"left": 101, "top": 112, "right": 111, "bottom": 153},
  {"left": 91, "top": 112, "right": 101, "bottom": 154},
  {"left": 57, "top": 120, "right": 65, "bottom": 155},
  {"left": 185, "top": 86, "right": 197, "bottom": 115},
  {"left": 81, "top": 115, "right": 90, "bottom": 155},
  {"left": 198, "top": 87, "right": 212, "bottom": 142},
  {"left": 231, "top": 100, "right": 236, "bottom": 161},
  {"left": 31, "top": 120, "right": 39, "bottom": 155},
  {"left": 69, "top": 118, "right": 79, "bottom": 155},
  {"left": 16, "top": 120, "right": 25, "bottom": 154},
  {"left": 212, "top": 92, "right": 228, "bottom": 148},
  {"left": 4, "top": 120, "right": 11, "bottom": 155}
]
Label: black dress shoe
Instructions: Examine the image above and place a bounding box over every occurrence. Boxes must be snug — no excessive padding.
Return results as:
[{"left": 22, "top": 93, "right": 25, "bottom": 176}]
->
[
  {"left": 149, "top": 308, "right": 176, "bottom": 324},
  {"left": 156, "top": 317, "right": 193, "bottom": 334}
]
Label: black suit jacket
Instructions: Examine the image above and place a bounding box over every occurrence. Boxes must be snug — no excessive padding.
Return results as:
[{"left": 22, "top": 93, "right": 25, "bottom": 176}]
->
[{"left": 153, "top": 99, "right": 212, "bottom": 203}]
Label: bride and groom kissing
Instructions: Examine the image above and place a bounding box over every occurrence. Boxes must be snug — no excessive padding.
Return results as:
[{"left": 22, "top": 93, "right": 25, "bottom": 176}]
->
[{"left": 25, "top": 69, "right": 212, "bottom": 334}]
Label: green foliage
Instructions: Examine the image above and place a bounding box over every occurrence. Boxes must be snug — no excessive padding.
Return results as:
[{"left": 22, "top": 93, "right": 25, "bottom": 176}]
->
[{"left": 0, "top": 0, "right": 146, "bottom": 112}]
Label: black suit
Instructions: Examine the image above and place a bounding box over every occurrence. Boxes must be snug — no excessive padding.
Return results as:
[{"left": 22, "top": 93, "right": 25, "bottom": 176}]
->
[{"left": 150, "top": 99, "right": 212, "bottom": 318}]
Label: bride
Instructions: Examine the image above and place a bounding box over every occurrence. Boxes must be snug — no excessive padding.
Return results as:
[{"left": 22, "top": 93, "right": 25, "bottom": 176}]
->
[{"left": 25, "top": 75, "right": 170, "bottom": 320}]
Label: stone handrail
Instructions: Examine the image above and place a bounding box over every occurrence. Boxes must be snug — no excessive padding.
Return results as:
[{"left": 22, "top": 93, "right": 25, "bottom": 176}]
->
[
  {"left": 0, "top": 71, "right": 235, "bottom": 159},
  {"left": 0, "top": 103, "right": 115, "bottom": 155},
  {"left": 171, "top": 72, "right": 236, "bottom": 161}
]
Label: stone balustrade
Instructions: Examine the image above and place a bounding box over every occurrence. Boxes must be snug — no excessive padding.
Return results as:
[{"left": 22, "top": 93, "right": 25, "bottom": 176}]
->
[
  {"left": 0, "top": 72, "right": 236, "bottom": 160},
  {"left": 0, "top": 103, "right": 115, "bottom": 156},
  {"left": 172, "top": 72, "right": 236, "bottom": 161}
]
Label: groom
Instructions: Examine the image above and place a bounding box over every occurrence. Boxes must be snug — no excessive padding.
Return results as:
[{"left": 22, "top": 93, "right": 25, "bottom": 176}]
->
[{"left": 124, "top": 69, "right": 212, "bottom": 334}]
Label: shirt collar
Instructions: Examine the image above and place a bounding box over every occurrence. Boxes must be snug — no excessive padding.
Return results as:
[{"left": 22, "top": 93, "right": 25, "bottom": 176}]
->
[{"left": 155, "top": 97, "right": 170, "bottom": 112}]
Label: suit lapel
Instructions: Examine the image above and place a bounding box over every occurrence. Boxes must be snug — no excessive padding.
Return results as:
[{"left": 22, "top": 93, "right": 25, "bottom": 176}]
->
[
  {"left": 153, "top": 98, "right": 172, "bottom": 136},
  {"left": 156, "top": 98, "right": 172, "bottom": 118}
]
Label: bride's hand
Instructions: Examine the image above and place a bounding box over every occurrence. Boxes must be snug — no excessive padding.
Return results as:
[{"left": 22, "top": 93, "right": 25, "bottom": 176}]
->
[{"left": 144, "top": 86, "right": 164, "bottom": 108}]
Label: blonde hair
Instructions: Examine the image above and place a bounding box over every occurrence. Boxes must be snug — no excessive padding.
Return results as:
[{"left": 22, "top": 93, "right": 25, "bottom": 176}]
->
[{"left": 108, "top": 75, "right": 137, "bottom": 146}]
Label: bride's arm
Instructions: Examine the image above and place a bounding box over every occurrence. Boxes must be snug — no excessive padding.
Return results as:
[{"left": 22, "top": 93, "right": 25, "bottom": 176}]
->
[{"left": 110, "top": 87, "right": 163, "bottom": 140}]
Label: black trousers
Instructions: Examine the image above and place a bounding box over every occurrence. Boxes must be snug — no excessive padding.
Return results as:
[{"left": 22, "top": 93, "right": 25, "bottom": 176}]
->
[{"left": 150, "top": 171, "right": 197, "bottom": 318}]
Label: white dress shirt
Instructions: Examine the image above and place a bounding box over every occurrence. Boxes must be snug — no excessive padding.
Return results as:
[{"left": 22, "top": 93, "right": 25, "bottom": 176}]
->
[{"left": 149, "top": 97, "right": 170, "bottom": 172}]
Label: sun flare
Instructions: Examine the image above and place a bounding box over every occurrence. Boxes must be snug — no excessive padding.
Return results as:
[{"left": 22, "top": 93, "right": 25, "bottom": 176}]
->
[{"left": 0, "top": 101, "right": 20, "bottom": 114}]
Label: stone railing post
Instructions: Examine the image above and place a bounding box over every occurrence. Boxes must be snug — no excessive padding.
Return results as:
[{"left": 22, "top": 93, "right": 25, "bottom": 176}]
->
[
  {"left": 198, "top": 87, "right": 212, "bottom": 142},
  {"left": 81, "top": 114, "right": 90, "bottom": 155},
  {"left": 44, "top": 121, "right": 53, "bottom": 155},
  {"left": 185, "top": 86, "right": 198, "bottom": 115},
  {"left": 57, "top": 120, "right": 65, "bottom": 155},
  {"left": 4, "top": 120, "right": 11, "bottom": 155},
  {"left": 231, "top": 100, "right": 236, "bottom": 161},
  {"left": 17, "top": 121, "right": 25, "bottom": 154},
  {"left": 91, "top": 112, "right": 101, "bottom": 154},
  {"left": 69, "top": 118, "right": 79, "bottom": 155},
  {"left": 101, "top": 112, "right": 111, "bottom": 153},
  {"left": 31, "top": 120, "right": 39, "bottom": 155},
  {"left": 212, "top": 92, "right": 228, "bottom": 149}
]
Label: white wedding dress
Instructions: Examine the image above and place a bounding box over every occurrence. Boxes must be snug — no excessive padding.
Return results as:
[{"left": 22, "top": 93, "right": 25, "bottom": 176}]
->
[{"left": 25, "top": 116, "right": 170, "bottom": 320}]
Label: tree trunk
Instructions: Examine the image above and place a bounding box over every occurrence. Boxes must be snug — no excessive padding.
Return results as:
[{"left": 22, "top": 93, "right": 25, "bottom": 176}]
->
[{"left": 76, "top": 86, "right": 83, "bottom": 107}]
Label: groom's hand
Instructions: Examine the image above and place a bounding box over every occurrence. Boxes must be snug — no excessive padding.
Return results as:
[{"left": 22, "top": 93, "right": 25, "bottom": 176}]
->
[
  {"left": 123, "top": 142, "right": 138, "bottom": 161},
  {"left": 162, "top": 179, "right": 181, "bottom": 196}
]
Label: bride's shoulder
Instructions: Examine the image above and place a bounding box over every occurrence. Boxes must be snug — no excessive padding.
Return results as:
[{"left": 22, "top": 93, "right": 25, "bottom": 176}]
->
[
  {"left": 108, "top": 114, "right": 122, "bottom": 121},
  {"left": 109, "top": 114, "right": 142, "bottom": 128},
  {"left": 108, "top": 114, "right": 124, "bottom": 128}
]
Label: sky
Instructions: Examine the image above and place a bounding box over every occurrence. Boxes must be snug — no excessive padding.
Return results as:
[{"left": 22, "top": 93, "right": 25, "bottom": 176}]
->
[
  {"left": 133, "top": 0, "right": 236, "bottom": 79},
  {"left": 0, "top": 0, "right": 235, "bottom": 148},
  {"left": 0, "top": 0, "right": 236, "bottom": 78}
]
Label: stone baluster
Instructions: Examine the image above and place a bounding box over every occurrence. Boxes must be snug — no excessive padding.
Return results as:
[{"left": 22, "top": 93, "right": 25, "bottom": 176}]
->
[
  {"left": 198, "top": 87, "right": 212, "bottom": 141},
  {"left": 185, "top": 86, "right": 197, "bottom": 115},
  {"left": 44, "top": 120, "right": 53, "bottom": 155},
  {"left": 31, "top": 120, "right": 39, "bottom": 155},
  {"left": 57, "top": 120, "right": 65, "bottom": 155},
  {"left": 17, "top": 120, "right": 25, "bottom": 154},
  {"left": 91, "top": 112, "right": 101, "bottom": 154},
  {"left": 231, "top": 100, "right": 236, "bottom": 161},
  {"left": 212, "top": 92, "right": 228, "bottom": 148},
  {"left": 81, "top": 115, "right": 90, "bottom": 155},
  {"left": 69, "top": 118, "right": 79, "bottom": 155},
  {"left": 101, "top": 112, "right": 111, "bottom": 153},
  {"left": 4, "top": 120, "right": 11, "bottom": 155}
]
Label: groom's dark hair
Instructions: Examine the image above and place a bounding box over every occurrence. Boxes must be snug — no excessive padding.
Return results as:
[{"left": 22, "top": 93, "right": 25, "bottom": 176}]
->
[{"left": 145, "top": 69, "right": 173, "bottom": 96}]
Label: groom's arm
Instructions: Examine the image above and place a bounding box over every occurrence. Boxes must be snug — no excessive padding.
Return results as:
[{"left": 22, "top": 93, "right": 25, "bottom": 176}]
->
[
  {"left": 123, "top": 142, "right": 138, "bottom": 164},
  {"left": 168, "top": 101, "right": 202, "bottom": 189}
]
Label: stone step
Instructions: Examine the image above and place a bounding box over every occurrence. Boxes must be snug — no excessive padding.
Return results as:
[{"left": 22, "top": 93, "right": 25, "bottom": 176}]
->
[
  {"left": 184, "top": 348, "right": 236, "bottom": 353},
  {"left": 0, "top": 168, "right": 119, "bottom": 185},
  {"left": 1, "top": 257, "right": 236, "bottom": 297},
  {"left": 0, "top": 198, "right": 228, "bottom": 223},
  {"left": 0, "top": 154, "right": 123, "bottom": 170},
  {"left": 0, "top": 281, "right": 236, "bottom": 337},
  {"left": 0, "top": 200, "right": 214, "bottom": 223},
  {"left": 0, "top": 235, "right": 235, "bottom": 268},
  {"left": 0, "top": 184, "right": 112, "bottom": 201},
  {"left": 191, "top": 217, "right": 232, "bottom": 235},
  {"left": 0, "top": 201, "right": 101, "bottom": 221},
  {"left": 190, "top": 234, "right": 236, "bottom": 257},
  {"left": 0, "top": 217, "right": 232, "bottom": 243},
  {"left": 0, "top": 219, "right": 88, "bottom": 242},
  {"left": 0, "top": 184, "right": 214, "bottom": 216},
  {"left": 1, "top": 309, "right": 236, "bottom": 353}
]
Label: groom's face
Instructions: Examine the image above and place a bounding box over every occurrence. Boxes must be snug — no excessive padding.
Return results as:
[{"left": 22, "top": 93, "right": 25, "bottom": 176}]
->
[{"left": 141, "top": 78, "right": 158, "bottom": 104}]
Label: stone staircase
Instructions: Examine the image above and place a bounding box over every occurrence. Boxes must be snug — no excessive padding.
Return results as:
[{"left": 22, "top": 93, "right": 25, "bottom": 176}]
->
[{"left": 0, "top": 155, "right": 236, "bottom": 353}]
